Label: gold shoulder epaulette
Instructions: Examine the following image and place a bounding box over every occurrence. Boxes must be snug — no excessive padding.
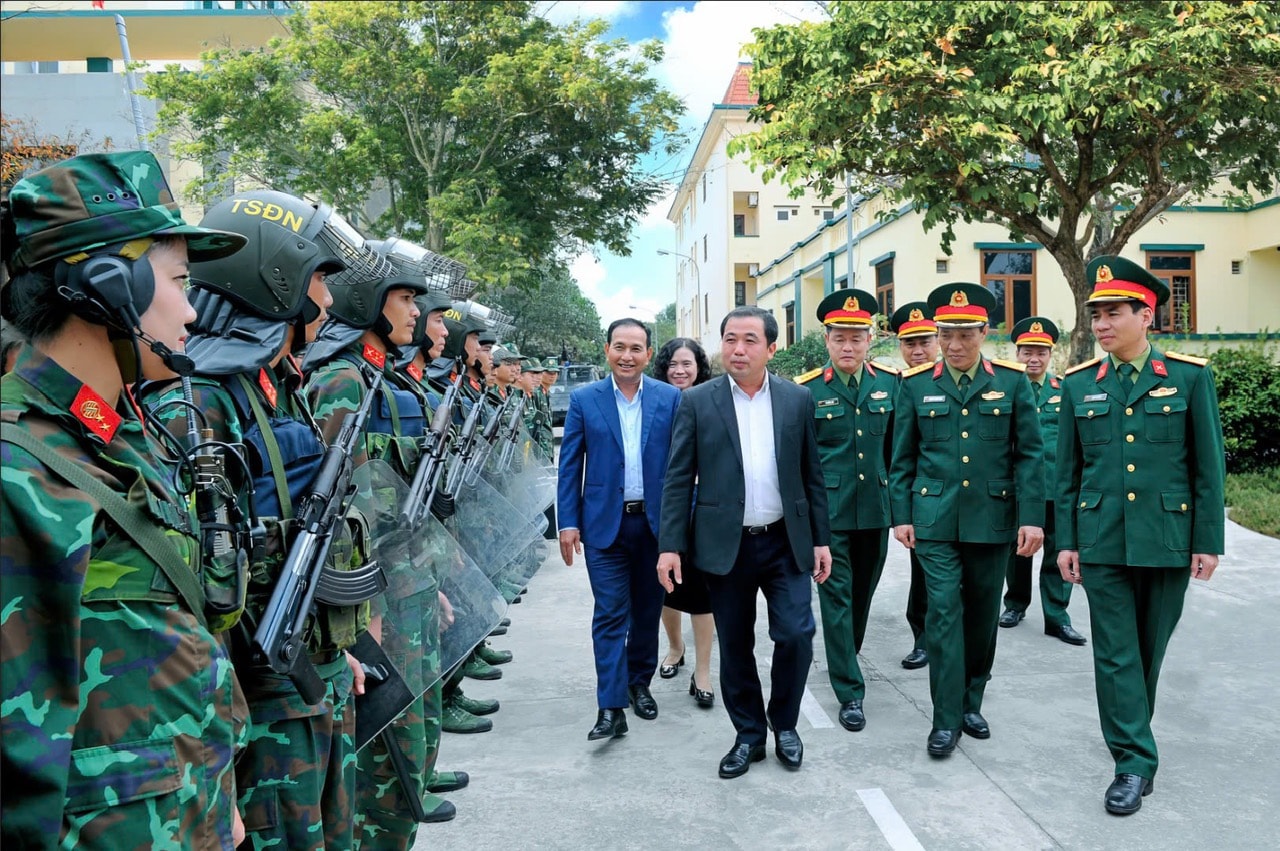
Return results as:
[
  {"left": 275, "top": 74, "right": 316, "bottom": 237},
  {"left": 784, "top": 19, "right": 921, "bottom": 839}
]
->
[
  {"left": 1165, "top": 351, "right": 1208, "bottom": 367},
  {"left": 1065, "top": 356, "right": 1102, "bottom": 375},
  {"left": 992, "top": 358, "right": 1026, "bottom": 372},
  {"left": 902, "top": 362, "right": 933, "bottom": 378},
  {"left": 870, "top": 360, "right": 900, "bottom": 375},
  {"left": 795, "top": 367, "right": 824, "bottom": 385}
]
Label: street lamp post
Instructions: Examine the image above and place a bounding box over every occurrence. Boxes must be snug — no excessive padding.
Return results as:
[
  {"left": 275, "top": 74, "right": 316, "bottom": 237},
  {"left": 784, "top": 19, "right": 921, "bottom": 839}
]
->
[{"left": 656, "top": 248, "right": 701, "bottom": 343}]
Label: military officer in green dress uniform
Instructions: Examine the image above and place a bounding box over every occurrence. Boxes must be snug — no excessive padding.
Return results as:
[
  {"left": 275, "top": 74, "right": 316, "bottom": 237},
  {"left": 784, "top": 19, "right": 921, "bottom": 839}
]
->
[
  {"left": 889, "top": 283, "right": 1044, "bottom": 757},
  {"left": 890, "top": 301, "right": 939, "bottom": 671},
  {"left": 796, "top": 289, "right": 898, "bottom": 732},
  {"left": 1056, "top": 256, "right": 1225, "bottom": 816},
  {"left": 999, "top": 318, "right": 1087, "bottom": 646}
]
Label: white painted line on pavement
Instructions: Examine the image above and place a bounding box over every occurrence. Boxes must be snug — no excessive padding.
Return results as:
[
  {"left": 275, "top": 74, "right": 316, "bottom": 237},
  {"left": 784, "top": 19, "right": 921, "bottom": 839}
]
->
[
  {"left": 857, "top": 788, "right": 926, "bottom": 851},
  {"left": 800, "top": 686, "right": 835, "bottom": 728},
  {"left": 762, "top": 655, "right": 834, "bottom": 728}
]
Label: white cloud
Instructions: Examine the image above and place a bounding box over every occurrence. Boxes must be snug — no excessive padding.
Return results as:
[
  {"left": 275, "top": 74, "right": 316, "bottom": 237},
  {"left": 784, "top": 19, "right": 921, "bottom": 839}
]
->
[
  {"left": 638, "top": 190, "right": 675, "bottom": 230},
  {"left": 570, "top": 251, "right": 667, "bottom": 327},
  {"left": 655, "top": 2, "right": 826, "bottom": 124},
  {"left": 534, "top": 1, "right": 638, "bottom": 26}
]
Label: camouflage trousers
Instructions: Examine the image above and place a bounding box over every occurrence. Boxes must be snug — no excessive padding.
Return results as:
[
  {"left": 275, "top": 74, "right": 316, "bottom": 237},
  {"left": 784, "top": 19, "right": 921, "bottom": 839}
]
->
[
  {"left": 352, "top": 680, "right": 443, "bottom": 851},
  {"left": 237, "top": 657, "right": 357, "bottom": 851}
]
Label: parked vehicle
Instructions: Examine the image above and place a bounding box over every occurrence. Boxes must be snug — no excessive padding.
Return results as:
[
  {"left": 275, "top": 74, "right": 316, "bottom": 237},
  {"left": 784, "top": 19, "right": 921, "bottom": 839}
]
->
[{"left": 549, "top": 363, "right": 601, "bottom": 426}]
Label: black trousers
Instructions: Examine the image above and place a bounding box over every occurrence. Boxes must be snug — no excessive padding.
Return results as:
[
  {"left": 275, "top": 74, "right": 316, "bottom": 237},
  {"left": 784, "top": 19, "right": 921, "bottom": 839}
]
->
[{"left": 704, "top": 525, "right": 815, "bottom": 747}]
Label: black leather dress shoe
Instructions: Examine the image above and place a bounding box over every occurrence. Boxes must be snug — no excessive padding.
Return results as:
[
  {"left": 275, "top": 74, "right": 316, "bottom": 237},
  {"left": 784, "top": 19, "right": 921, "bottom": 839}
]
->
[
  {"left": 689, "top": 673, "right": 715, "bottom": 708},
  {"left": 587, "top": 708, "right": 628, "bottom": 741},
  {"left": 927, "top": 728, "right": 960, "bottom": 757},
  {"left": 659, "top": 650, "right": 685, "bottom": 679},
  {"left": 1104, "top": 773, "right": 1153, "bottom": 815},
  {"left": 961, "top": 711, "right": 990, "bottom": 739},
  {"left": 999, "top": 608, "right": 1025, "bottom": 628},
  {"left": 901, "top": 648, "right": 928, "bottom": 669},
  {"left": 718, "top": 742, "right": 766, "bottom": 778},
  {"left": 774, "top": 729, "right": 803, "bottom": 770},
  {"left": 628, "top": 684, "right": 658, "bottom": 720},
  {"left": 838, "top": 700, "right": 866, "bottom": 732},
  {"left": 1047, "top": 623, "right": 1088, "bottom": 646}
]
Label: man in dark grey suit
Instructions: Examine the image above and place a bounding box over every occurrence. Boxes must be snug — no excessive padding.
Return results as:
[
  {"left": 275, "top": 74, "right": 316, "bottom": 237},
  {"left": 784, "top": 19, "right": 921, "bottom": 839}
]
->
[{"left": 658, "top": 306, "right": 832, "bottom": 779}]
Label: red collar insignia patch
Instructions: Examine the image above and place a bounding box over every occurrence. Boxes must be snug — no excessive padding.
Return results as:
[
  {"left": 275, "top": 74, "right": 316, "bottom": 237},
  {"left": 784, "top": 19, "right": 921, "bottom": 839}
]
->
[
  {"left": 865, "top": 361, "right": 877, "bottom": 377},
  {"left": 1050, "top": 376, "right": 1060, "bottom": 389},
  {"left": 824, "top": 366, "right": 834, "bottom": 383},
  {"left": 982, "top": 359, "right": 995, "bottom": 376},
  {"left": 362, "top": 343, "right": 386, "bottom": 369},
  {"left": 71, "top": 384, "right": 121, "bottom": 443},
  {"left": 258, "top": 368, "right": 278, "bottom": 408},
  {"left": 933, "top": 362, "right": 945, "bottom": 379},
  {"left": 1096, "top": 360, "right": 1109, "bottom": 381},
  {"left": 1152, "top": 359, "right": 1167, "bottom": 377},
  {"left": 406, "top": 363, "right": 423, "bottom": 382}
]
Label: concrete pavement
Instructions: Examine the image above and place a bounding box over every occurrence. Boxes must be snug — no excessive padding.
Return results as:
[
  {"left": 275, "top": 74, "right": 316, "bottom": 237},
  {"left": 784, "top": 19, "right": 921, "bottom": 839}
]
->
[{"left": 416, "top": 515, "right": 1280, "bottom": 850}]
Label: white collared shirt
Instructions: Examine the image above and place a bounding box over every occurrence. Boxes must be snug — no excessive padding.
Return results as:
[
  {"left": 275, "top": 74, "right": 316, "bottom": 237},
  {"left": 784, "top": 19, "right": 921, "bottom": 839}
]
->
[
  {"left": 612, "top": 374, "right": 645, "bottom": 501},
  {"left": 730, "top": 375, "right": 783, "bottom": 526}
]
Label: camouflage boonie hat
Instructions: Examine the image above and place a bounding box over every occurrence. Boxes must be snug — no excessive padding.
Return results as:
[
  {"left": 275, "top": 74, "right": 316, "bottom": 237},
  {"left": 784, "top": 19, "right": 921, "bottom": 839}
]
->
[
  {"left": 521, "top": 356, "right": 545, "bottom": 373},
  {"left": 544, "top": 357, "right": 560, "bottom": 371},
  {"left": 490, "top": 345, "right": 519, "bottom": 364},
  {"left": 7, "top": 151, "right": 246, "bottom": 272}
]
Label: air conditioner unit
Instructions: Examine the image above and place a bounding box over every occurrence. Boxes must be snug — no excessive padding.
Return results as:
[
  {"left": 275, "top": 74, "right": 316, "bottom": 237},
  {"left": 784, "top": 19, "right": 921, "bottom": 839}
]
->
[
  {"left": 747, "top": 263, "right": 760, "bottom": 276},
  {"left": 747, "top": 192, "right": 759, "bottom": 208}
]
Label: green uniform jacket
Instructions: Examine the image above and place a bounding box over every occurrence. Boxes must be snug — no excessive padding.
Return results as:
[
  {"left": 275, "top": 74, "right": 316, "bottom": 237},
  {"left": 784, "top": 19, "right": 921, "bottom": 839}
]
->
[
  {"left": 1034, "top": 375, "right": 1063, "bottom": 494},
  {"left": 1055, "top": 348, "right": 1225, "bottom": 566},
  {"left": 799, "top": 360, "right": 898, "bottom": 530},
  {"left": 889, "top": 357, "right": 1045, "bottom": 542},
  {"left": 1, "top": 348, "right": 241, "bottom": 850}
]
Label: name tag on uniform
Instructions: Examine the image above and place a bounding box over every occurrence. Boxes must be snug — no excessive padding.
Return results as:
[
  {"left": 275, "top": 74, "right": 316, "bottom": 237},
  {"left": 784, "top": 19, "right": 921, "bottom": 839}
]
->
[
  {"left": 1084, "top": 393, "right": 1107, "bottom": 402},
  {"left": 981, "top": 390, "right": 1005, "bottom": 400},
  {"left": 1150, "top": 386, "right": 1178, "bottom": 397},
  {"left": 1048, "top": 395, "right": 1061, "bottom": 404},
  {"left": 816, "top": 398, "right": 840, "bottom": 408},
  {"left": 922, "top": 395, "right": 945, "bottom": 403},
  {"left": 870, "top": 390, "right": 889, "bottom": 400}
]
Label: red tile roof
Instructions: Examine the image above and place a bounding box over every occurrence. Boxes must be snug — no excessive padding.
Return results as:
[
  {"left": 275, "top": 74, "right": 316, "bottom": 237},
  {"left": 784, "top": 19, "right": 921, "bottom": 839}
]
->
[{"left": 721, "top": 62, "right": 757, "bottom": 106}]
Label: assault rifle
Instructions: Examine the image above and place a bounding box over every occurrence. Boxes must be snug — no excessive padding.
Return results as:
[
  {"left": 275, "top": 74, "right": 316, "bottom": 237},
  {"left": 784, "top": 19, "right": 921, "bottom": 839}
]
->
[
  {"left": 493, "top": 392, "right": 527, "bottom": 473},
  {"left": 253, "top": 372, "right": 387, "bottom": 704},
  {"left": 402, "top": 372, "right": 464, "bottom": 526}
]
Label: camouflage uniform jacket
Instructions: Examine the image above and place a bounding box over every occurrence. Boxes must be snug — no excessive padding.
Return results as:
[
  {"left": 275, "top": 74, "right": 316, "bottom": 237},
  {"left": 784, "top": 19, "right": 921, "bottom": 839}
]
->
[{"left": 0, "top": 347, "right": 241, "bottom": 850}]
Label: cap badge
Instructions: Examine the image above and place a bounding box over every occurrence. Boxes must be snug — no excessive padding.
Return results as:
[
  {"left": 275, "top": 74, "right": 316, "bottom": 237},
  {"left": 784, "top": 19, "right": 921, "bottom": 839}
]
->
[
  {"left": 1029, "top": 321, "right": 1044, "bottom": 334},
  {"left": 909, "top": 308, "right": 924, "bottom": 321},
  {"left": 950, "top": 291, "right": 969, "bottom": 307},
  {"left": 1096, "top": 265, "right": 1114, "bottom": 284},
  {"left": 844, "top": 296, "right": 859, "bottom": 311}
]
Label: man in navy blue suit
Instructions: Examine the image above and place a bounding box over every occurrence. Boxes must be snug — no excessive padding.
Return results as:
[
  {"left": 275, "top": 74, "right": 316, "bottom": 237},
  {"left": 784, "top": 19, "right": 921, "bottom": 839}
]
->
[{"left": 557, "top": 318, "right": 683, "bottom": 742}]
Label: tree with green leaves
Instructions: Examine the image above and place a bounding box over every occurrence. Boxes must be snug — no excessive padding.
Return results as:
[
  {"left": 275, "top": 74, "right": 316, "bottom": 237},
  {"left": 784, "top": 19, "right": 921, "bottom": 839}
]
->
[
  {"left": 732, "top": 1, "right": 1280, "bottom": 362},
  {"left": 653, "top": 301, "right": 677, "bottom": 350},
  {"left": 492, "top": 265, "right": 605, "bottom": 365},
  {"left": 144, "top": 1, "right": 684, "bottom": 291}
]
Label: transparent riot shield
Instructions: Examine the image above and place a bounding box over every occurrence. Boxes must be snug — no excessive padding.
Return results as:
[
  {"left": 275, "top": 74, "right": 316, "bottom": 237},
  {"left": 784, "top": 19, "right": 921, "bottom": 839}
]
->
[
  {"left": 481, "top": 427, "right": 555, "bottom": 530},
  {"left": 446, "top": 473, "right": 542, "bottom": 588},
  {"left": 428, "top": 510, "right": 507, "bottom": 675},
  {"left": 347, "top": 459, "right": 440, "bottom": 748}
]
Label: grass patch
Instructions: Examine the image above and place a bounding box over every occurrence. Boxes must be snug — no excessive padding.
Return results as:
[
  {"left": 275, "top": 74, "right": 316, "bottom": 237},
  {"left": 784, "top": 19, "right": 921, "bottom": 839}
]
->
[{"left": 1225, "top": 467, "right": 1280, "bottom": 539}]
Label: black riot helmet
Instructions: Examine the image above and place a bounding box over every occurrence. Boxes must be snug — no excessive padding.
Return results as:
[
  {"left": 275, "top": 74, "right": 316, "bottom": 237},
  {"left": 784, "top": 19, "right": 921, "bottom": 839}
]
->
[{"left": 191, "top": 189, "right": 348, "bottom": 323}]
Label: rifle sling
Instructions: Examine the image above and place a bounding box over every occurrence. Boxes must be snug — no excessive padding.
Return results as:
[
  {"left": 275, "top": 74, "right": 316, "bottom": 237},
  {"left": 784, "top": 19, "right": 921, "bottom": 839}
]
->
[
  {"left": 1, "top": 424, "right": 209, "bottom": 630},
  {"left": 233, "top": 372, "right": 294, "bottom": 521}
]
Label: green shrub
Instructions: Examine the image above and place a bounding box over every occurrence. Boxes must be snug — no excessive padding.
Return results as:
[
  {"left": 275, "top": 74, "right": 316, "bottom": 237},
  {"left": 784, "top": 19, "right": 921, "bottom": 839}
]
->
[
  {"left": 1208, "top": 343, "right": 1280, "bottom": 473},
  {"left": 1225, "top": 469, "right": 1280, "bottom": 539}
]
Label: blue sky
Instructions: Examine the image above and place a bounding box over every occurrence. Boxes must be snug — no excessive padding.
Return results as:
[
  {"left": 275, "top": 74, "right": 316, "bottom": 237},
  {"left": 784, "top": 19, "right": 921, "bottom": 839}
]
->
[{"left": 534, "top": 2, "right": 826, "bottom": 326}]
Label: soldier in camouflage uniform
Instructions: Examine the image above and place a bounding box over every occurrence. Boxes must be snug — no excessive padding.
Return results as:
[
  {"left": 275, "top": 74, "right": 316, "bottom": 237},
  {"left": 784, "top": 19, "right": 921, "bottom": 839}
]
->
[
  {"left": 140, "top": 189, "right": 381, "bottom": 850},
  {"left": 302, "top": 265, "right": 458, "bottom": 845},
  {"left": 1, "top": 151, "right": 248, "bottom": 848}
]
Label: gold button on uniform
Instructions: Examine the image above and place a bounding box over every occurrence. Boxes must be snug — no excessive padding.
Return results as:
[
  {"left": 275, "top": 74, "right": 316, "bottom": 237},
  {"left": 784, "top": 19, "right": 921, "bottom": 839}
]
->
[
  {"left": 962, "top": 455, "right": 970, "bottom": 463},
  {"left": 961, "top": 408, "right": 969, "bottom": 416},
  {"left": 1127, "top": 492, "right": 1136, "bottom": 502},
  {"left": 962, "top": 480, "right": 970, "bottom": 487},
  {"left": 1087, "top": 409, "right": 1095, "bottom": 418},
  {"left": 920, "top": 487, "right": 928, "bottom": 495},
  {"left": 1126, "top": 407, "right": 1133, "bottom": 416},
  {"left": 858, "top": 473, "right": 865, "bottom": 481},
  {"left": 826, "top": 413, "right": 832, "bottom": 419},
  {"left": 856, "top": 429, "right": 863, "bottom": 436},
  {"left": 857, "top": 452, "right": 864, "bottom": 459},
  {"left": 1181, "top": 503, "right": 1188, "bottom": 511},
  {"left": 1080, "top": 501, "right": 1087, "bottom": 508},
  {"left": 993, "top": 408, "right": 1000, "bottom": 415},
  {"left": 1163, "top": 405, "right": 1171, "bottom": 413},
  {"left": 1126, "top": 434, "right": 1135, "bottom": 443},
  {"left": 961, "top": 430, "right": 969, "bottom": 439},
  {"left": 1127, "top": 464, "right": 1135, "bottom": 472},
  {"left": 855, "top": 408, "right": 861, "bottom": 415}
]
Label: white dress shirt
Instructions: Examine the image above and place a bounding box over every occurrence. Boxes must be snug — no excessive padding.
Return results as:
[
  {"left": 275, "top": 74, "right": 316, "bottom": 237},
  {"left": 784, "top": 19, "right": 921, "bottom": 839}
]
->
[
  {"left": 730, "top": 375, "right": 783, "bottom": 526},
  {"left": 613, "top": 375, "right": 645, "bottom": 501}
]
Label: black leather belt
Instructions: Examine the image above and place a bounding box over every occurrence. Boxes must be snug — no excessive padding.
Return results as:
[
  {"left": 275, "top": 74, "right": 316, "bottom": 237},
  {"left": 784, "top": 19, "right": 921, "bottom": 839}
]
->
[
  {"left": 623, "top": 500, "right": 646, "bottom": 515},
  {"left": 744, "top": 519, "right": 784, "bottom": 535}
]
